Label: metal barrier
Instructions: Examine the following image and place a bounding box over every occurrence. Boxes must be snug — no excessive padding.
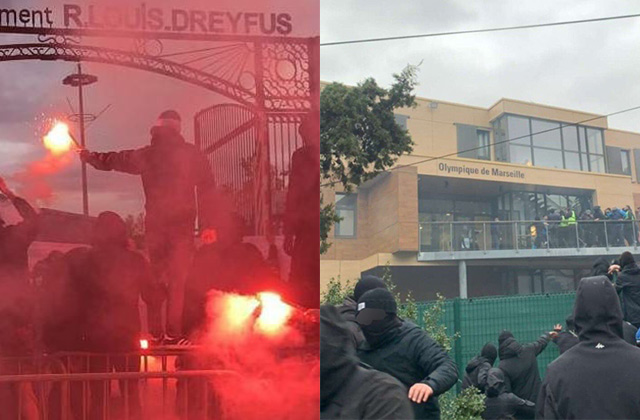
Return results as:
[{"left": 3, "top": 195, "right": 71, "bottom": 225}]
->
[
  {"left": 416, "top": 292, "right": 576, "bottom": 390},
  {"left": 0, "top": 349, "right": 238, "bottom": 420},
  {"left": 419, "top": 219, "right": 639, "bottom": 253}
]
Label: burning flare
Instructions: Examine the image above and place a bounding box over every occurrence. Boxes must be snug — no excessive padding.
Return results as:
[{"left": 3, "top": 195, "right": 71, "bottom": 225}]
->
[
  {"left": 256, "top": 292, "right": 293, "bottom": 335},
  {"left": 43, "top": 121, "right": 75, "bottom": 155}
]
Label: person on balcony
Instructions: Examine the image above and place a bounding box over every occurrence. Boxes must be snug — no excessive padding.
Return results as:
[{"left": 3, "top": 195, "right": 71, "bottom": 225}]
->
[
  {"left": 623, "top": 205, "right": 637, "bottom": 246},
  {"left": 490, "top": 217, "right": 501, "bottom": 250},
  {"left": 546, "top": 210, "right": 561, "bottom": 248},
  {"left": 559, "top": 208, "right": 576, "bottom": 248},
  {"left": 592, "top": 206, "right": 606, "bottom": 247},
  {"left": 607, "top": 207, "right": 626, "bottom": 247}
]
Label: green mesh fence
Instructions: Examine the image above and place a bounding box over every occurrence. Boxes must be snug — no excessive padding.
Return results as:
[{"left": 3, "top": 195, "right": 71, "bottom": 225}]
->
[{"left": 416, "top": 292, "right": 577, "bottom": 384}]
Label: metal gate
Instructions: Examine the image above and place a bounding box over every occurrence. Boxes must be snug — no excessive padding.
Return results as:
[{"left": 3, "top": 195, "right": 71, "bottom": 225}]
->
[{"left": 195, "top": 106, "right": 305, "bottom": 235}]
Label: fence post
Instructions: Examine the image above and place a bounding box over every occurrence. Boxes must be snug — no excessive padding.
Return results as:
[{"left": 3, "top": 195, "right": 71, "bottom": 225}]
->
[
  {"left": 450, "top": 223, "right": 454, "bottom": 255},
  {"left": 514, "top": 221, "right": 519, "bottom": 252},
  {"left": 604, "top": 220, "right": 609, "bottom": 250},
  {"left": 453, "top": 298, "right": 463, "bottom": 394},
  {"left": 575, "top": 221, "right": 580, "bottom": 250},
  {"left": 483, "top": 222, "right": 487, "bottom": 253}
]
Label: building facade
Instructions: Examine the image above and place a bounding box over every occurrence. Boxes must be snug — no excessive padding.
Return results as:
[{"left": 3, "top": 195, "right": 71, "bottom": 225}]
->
[{"left": 321, "top": 95, "right": 640, "bottom": 300}]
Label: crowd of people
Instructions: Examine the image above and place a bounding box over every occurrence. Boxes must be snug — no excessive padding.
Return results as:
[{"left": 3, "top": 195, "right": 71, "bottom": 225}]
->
[
  {"left": 0, "top": 110, "right": 318, "bottom": 419},
  {"left": 321, "top": 250, "right": 640, "bottom": 419},
  {"left": 488, "top": 205, "right": 640, "bottom": 250}
]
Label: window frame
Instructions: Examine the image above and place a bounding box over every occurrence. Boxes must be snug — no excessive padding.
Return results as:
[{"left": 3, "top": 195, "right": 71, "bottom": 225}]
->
[
  {"left": 334, "top": 192, "right": 357, "bottom": 238},
  {"left": 476, "top": 129, "right": 491, "bottom": 160},
  {"left": 621, "top": 149, "right": 631, "bottom": 176}
]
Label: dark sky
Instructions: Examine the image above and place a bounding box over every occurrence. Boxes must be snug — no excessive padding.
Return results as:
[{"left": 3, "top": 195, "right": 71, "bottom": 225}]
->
[{"left": 0, "top": 0, "right": 317, "bottom": 218}]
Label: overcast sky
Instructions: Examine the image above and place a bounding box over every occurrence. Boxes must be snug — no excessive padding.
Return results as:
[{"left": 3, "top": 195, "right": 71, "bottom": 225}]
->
[
  {"left": 2, "top": 1, "right": 639, "bottom": 218},
  {"left": 321, "top": 0, "right": 640, "bottom": 132}
]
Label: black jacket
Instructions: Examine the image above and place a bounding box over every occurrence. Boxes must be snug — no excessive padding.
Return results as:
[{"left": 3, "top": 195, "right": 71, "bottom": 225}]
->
[
  {"left": 321, "top": 306, "right": 414, "bottom": 420},
  {"left": 497, "top": 332, "right": 549, "bottom": 403},
  {"left": 358, "top": 320, "right": 458, "bottom": 419},
  {"left": 462, "top": 343, "right": 497, "bottom": 393},
  {"left": 615, "top": 263, "right": 640, "bottom": 327},
  {"left": 84, "top": 127, "right": 217, "bottom": 232},
  {"left": 551, "top": 316, "right": 578, "bottom": 355},
  {"left": 0, "top": 195, "right": 38, "bottom": 283},
  {"left": 336, "top": 296, "right": 366, "bottom": 349},
  {"left": 482, "top": 368, "right": 535, "bottom": 420},
  {"left": 537, "top": 276, "right": 640, "bottom": 419}
]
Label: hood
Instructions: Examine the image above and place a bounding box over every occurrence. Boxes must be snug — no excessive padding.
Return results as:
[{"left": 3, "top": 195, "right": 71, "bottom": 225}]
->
[
  {"left": 565, "top": 314, "right": 576, "bottom": 332},
  {"left": 91, "top": 211, "right": 128, "bottom": 248},
  {"left": 337, "top": 296, "right": 357, "bottom": 320},
  {"left": 498, "top": 331, "right": 522, "bottom": 359},
  {"left": 573, "top": 276, "right": 624, "bottom": 343},
  {"left": 485, "top": 368, "right": 506, "bottom": 397},
  {"left": 320, "top": 305, "right": 357, "bottom": 407},
  {"left": 591, "top": 257, "right": 611, "bottom": 277},
  {"left": 465, "top": 356, "right": 484, "bottom": 374},
  {"left": 480, "top": 342, "right": 497, "bottom": 365},
  {"left": 150, "top": 125, "right": 186, "bottom": 147},
  {"left": 620, "top": 252, "right": 636, "bottom": 271}
]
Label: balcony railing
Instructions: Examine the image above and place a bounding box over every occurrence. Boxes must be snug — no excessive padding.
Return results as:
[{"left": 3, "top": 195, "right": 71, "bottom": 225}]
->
[{"left": 419, "top": 219, "right": 639, "bottom": 255}]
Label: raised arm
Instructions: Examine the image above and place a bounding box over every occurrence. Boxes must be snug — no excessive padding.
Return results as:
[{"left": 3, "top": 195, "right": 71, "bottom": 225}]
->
[
  {"left": 526, "top": 333, "right": 551, "bottom": 356},
  {"left": 0, "top": 177, "right": 38, "bottom": 241},
  {"left": 80, "top": 149, "right": 146, "bottom": 175}
]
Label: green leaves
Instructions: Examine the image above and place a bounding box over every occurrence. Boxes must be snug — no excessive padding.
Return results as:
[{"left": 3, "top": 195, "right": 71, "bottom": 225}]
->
[{"left": 319, "top": 65, "right": 419, "bottom": 253}]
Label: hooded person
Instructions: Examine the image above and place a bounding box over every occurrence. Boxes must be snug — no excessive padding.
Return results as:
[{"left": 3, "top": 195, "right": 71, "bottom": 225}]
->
[
  {"left": 551, "top": 315, "right": 578, "bottom": 355},
  {"left": 356, "top": 288, "right": 458, "bottom": 420},
  {"left": 80, "top": 110, "right": 219, "bottom": 343},
  {"left": 461, "top": 343, "right": 497, "bottom": 393},
  {"left": 336, "top": 275, "right": 387, "bottom": 349},
  {"left": 497, "top": 329, "right": 550, "bottom": 403},
  {"left": 613, "top": 251, "right": 640, "bottom": 329},
  {"left": 590, "top": 257, "right": 612, "bottom": 279},
  {"left": 537, "top": 276, "right": 640, "bottom": 419},
  {"left": 64, "top": 211, "right": 156, "bottom": 419},
  {"left": 320, "top": 305, "right": 414, "bottom": 419},
  {"left": 481, "top": 368, "right": 535, "bottom": 420}
]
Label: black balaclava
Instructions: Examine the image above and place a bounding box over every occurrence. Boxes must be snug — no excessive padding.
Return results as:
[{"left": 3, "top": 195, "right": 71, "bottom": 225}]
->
[
  {"left": 619, "top": 251, "right": 635, "bottom": 270},
  {"left": 353, "top": 275, "right": 387, "bottom": 302},
  {"left": 480, "top": 342, "right": 498, "bottom": 365},
  {"left": 357, "top": 288, "right": 401, "bottom": 348}
]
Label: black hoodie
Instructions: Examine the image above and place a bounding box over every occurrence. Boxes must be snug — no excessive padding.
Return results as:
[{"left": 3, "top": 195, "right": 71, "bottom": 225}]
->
[
  {"left": 551, "top": 315, "right": 578, "bottom": 355},
  {"left": 497, "top": 331, "right": 549, "bottom": 403},
  {"left": 615, "top": 260, "right": 640, "bottom": 327},
  {"left": 320, "top": 305, "right": 414, "bottom": 420},
  {"left": 336, "top": 296, "right": 366, "bottom": 349},
  {"left": 537, "top": 276, "right": 640, "bottom": 419},
  {"left": 83, "top": 126, "right": 217, "bottom": 232},
  {"left": 462, "top": 343, "right": 497, "bottom": 393},
  {"left": 482, "top": 368, "right": 535, "bottom": 420}
]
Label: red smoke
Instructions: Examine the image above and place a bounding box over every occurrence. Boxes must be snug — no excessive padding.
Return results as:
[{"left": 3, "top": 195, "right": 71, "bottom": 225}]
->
[
  {"left": 10, "top": 151, "right": 74, "bottom": 205},
  {"left": 197, "top": 290, "right": 319, "bottom": 419}
]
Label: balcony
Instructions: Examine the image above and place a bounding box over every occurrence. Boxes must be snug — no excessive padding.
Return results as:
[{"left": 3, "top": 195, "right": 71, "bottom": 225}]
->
[{"left": 418, "top": 219, "right": 638, "bottom": 261}]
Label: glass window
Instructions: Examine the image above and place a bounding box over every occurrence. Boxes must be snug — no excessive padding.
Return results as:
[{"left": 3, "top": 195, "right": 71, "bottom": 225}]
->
[
  {"left": 586, "top": 128, "right": 604, "bottom": 154},
  {"left": 477, "top": 130, "right": 490, "bottom": 160},
  {"left": 532, "top": 119, "right": 561, "bottom": 149},
  {"left": 507, "top": 116, "right": 531, "bottom": 145},
  {"left": 589, "top": 155, "right": 606, "bottom": 173},
  {"left": 621, "top": 149, "right": 631, "bottom": 175},
  {"left": 579, "top": 128, "right": 588, "bottom": 154},
  {"left": 493, "top": 117, "right": 508, "bottom": 162},
  {"left": 335, "top": 193, "right": 356, "bottom": 237},
  {"left": 581, "top": 153, "right": 590, "bottom": 171},
  {"left": 546, "top": 194, "right": 567, "bottom": 212},
  {"left": 561, "top": 125, "right": 579, "bottom": 151},
  {"left": 509, "top": 144, "right": 533, "bottom": 165},
  {"left": 533, "top": 148, "right": 563, "bottom": 169},
  {"left": 394, "top": 114, "right": 409, "bottom": 130},
  {"left": 564, "top": 151, "right": 581, "bottom": 171}
]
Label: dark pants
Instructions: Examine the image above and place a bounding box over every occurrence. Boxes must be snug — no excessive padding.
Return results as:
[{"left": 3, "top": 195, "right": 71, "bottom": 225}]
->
[
  {"left": 88, "top": 355, "right": 142, "bottom": 420},
  {"left": 146, "top": 228, "right": 194, "bottom": 337},
  {"left": 289, "top": 228, "right": 319, "bottom": 308}
]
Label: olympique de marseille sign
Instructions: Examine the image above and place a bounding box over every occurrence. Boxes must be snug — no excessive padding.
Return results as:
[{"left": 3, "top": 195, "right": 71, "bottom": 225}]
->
[{"left": 0, "top": 4, "right": 294, "bottom": 36}]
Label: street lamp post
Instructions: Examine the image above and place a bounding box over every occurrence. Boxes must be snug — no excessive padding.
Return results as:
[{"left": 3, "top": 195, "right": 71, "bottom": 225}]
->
[{"left": 63, "top": 63, "right": 97, "bottom": 216}]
